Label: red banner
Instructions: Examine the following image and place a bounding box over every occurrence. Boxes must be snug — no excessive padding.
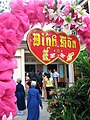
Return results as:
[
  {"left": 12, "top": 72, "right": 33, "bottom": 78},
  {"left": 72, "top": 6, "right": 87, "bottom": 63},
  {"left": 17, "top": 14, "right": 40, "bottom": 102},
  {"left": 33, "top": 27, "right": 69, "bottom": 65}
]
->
[{"left": 27, "top": 28, "right": 80, "bottom": 65}]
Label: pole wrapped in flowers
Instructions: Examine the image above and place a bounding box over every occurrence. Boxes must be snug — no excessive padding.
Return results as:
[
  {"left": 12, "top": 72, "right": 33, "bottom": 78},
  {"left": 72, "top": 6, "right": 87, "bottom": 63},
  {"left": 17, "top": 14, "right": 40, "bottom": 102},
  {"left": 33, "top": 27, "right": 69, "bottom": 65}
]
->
[
  {"left": 0, "top": 0, "right": 90, "bottom": 119},
  {"left": 0, "top": 4, "right": 29, "bottom": 120}
]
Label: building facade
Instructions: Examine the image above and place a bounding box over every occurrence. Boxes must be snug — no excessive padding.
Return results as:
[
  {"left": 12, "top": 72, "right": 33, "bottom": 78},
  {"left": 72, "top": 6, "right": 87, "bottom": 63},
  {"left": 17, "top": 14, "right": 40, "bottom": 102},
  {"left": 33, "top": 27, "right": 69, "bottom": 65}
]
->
[{"left": 14, "top": 40, "right": 69, "bottom": 88}]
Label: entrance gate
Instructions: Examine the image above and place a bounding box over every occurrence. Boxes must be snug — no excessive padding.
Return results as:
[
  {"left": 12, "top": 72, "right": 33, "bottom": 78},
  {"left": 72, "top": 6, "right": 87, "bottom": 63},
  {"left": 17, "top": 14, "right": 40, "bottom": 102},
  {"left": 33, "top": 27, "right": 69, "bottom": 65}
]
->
[{"left": 0, "top": 0, "right": 90, "bottom": 119}]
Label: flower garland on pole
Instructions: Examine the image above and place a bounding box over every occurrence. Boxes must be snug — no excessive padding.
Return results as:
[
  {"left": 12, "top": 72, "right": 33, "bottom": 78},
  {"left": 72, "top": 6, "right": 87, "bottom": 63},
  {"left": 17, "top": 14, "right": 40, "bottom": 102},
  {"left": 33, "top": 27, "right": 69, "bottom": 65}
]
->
[{"left": 0, "top": 0, "right": 90, "bottom": 119}]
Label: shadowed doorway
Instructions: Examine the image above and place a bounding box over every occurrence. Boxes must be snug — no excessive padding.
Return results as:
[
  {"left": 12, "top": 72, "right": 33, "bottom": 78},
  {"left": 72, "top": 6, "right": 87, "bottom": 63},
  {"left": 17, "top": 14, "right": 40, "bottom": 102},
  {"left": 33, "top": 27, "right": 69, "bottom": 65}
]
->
[{"left": 47, "top": 64, "right": 57, "bottom": 72}]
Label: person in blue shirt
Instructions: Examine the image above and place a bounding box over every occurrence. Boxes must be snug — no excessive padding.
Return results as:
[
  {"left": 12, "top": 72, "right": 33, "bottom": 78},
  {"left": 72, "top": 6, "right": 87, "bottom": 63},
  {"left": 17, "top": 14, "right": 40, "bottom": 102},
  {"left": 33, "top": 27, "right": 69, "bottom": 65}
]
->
[{"left": 27, "top": 80, "right": 43, "bottom": 120}]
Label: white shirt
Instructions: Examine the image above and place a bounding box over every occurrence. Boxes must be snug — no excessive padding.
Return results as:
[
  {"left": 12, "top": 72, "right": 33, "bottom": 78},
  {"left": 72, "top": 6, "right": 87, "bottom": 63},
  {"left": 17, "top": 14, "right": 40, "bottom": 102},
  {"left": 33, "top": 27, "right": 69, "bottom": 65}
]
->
[{"left": 53, "top": 71, "right": 59, "bottom": 78}]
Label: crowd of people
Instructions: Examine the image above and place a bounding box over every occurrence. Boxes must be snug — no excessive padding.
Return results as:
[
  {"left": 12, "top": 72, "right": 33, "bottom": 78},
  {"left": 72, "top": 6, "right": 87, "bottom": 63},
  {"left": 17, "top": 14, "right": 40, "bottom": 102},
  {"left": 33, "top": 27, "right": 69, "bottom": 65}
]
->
[{"left": 15, "top": 69, "right": 59, "bottom": 119}]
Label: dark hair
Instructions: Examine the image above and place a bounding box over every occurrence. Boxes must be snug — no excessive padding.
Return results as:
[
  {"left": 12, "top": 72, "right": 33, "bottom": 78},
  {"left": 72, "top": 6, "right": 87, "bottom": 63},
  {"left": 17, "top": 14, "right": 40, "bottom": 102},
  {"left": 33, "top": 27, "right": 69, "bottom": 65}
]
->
[
  {"left": 44, "top": 72, "right": 47, "bottom": 76},
  {"left": 43, "top": 72, "right": 51, "bottom": 78},
  {"left": 47, "top": 73, "right": 50, "bottom": 79}
]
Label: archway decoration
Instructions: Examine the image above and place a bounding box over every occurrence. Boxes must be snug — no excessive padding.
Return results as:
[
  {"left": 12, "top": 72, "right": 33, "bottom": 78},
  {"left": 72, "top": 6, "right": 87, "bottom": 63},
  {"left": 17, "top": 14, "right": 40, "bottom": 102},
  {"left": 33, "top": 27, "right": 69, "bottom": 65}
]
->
[{"left": 0, "top": 0, "right": 90, "bottom": 119}]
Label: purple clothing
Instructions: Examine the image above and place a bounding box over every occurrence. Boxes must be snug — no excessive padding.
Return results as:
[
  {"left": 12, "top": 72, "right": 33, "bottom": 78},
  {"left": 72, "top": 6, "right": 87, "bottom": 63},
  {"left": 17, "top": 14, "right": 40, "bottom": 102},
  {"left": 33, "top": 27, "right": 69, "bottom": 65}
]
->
[{"left": 27, "top": 87, "right": 42, "bottom": 120}]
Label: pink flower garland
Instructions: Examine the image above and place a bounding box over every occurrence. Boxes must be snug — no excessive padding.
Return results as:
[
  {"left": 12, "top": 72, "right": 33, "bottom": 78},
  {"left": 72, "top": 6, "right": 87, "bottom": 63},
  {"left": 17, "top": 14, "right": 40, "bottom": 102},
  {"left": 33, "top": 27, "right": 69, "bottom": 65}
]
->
[
  {"left": 0, "top": 3, "right": 29, "bottom": 119},
  {"left": 0, "top": 0, "right": 90, "bottom": 119}
]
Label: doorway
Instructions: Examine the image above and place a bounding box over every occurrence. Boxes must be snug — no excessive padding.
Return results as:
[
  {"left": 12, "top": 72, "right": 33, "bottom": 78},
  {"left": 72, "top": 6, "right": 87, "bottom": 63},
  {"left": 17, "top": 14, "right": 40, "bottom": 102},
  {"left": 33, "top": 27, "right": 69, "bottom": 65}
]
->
[
  {"left": 25, "top": 64, "right": 36, "bottom": 73},
  {"left": 47, "top": 64, "right": 57, "bottom": 72}
]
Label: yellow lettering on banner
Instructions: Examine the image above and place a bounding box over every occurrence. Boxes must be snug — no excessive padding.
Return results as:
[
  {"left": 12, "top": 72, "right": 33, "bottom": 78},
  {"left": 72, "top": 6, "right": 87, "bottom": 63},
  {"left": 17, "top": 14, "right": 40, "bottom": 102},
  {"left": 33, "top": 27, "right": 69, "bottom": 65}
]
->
[
  {"left": 42, "top": 47, "right": 50, "bottom": 61},
  {"left": 52, "top": 35, "right": 57, "bottom": 47},
  {"left": 46, "top": 37, "right": 51, "bottom": 46},
  {"left": 60, "top": 36, "right": 66, "bottom": 48},
  {"left": 67, "top": 37, "right": 72, "bottom": 48},
  {"left": 66, "top": 52, "right": 74, "bottom": 61},
  {"left": 32, "top": 32, "right": 77, "bottom": 48},
  {"left": 42, "top": 33, "right": 44, "bottom": 46},
  {"left": 68, "top": 40, "right": 71, "bottom": 48},
  {"left": 72, "top": 40, "right": 76, "bottom": 48},
  {"left": 33, "top": 33, "right": 40, "bottom": 46}
]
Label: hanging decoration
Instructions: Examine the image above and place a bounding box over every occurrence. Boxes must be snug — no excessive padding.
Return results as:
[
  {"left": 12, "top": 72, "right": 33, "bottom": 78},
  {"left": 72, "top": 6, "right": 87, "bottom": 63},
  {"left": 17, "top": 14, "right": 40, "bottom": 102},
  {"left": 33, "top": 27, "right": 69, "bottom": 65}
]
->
[
  {"left": 27, "top": 28, "right": 80, "bottom": 65},
  {"left": 0, "top": 0, "right": 90, "bottom": 119}
]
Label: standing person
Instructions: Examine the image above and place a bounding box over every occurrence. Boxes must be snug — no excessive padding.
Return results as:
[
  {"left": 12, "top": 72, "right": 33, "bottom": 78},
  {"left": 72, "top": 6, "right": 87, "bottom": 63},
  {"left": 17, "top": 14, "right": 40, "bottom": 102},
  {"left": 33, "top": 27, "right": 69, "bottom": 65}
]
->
[
  {"left": 27, "top": 80, "right": 43, "bottom": 120},
  {"left": 36, "top": 71, "right": 43, "bottom": 89},
  {"left": 35, "top": 82, "right": 42, "bottom": 96},
  {"left": 47, "top": 69, "right": 53, "bottom": 79},
  {"left": 42, "top": 73, "right": 48, "bottom": 102},
  {"left": 53, "top": 69, "right": 59, "bottom": 89},
  {"left": 25, "top": 72, "right": 30, "bottom": 91},
  {"left": 27, "top": 78, "right": 42, "bottom": 96},
  {"left": 45, "top": 73, "right": 54, "bottom": 99},
  {"left": 29, "top": 69, "right": 35, "bottom": 80},
  {"left": 15, "top": 78, "right": 26, "bottom": 115}
]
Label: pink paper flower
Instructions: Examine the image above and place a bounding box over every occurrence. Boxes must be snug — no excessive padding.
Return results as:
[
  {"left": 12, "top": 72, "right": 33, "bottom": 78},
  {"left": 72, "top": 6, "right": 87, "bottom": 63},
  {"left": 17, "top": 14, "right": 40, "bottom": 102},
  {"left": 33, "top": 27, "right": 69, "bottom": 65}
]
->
[
  {"left": 0, "top": 12, "right": 19, "bottom": 31},
  {"left": 0, "top": 80, "right": 17, "bottom": 119},
  {"left": 86, "top": 44, "right": 90, "bottom": 53}
]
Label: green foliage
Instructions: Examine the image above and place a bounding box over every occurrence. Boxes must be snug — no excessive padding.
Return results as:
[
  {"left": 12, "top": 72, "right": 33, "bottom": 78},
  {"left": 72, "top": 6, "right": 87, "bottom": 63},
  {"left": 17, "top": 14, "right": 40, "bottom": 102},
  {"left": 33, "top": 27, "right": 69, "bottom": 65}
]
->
[
  {"left": 63, "top": 107, "right": 77, "bottom": 120},
  {"left": 48, "top": 78, "right": 90, "bottom": 120},
  {"left": 65, "top": 16, "right": 72, "bottom": 23},
  {"left": 74, "top": 49, "right": 90, "bottom": 77}
]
